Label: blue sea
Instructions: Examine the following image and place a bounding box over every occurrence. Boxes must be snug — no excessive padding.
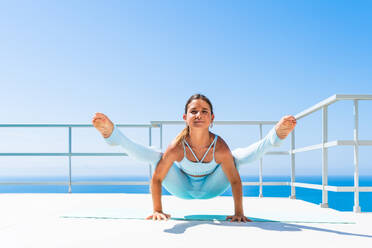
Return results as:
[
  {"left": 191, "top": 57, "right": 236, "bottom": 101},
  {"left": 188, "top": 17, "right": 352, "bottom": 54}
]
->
[{"left": 1, "top": 175, "right": 371, "bottom": 212}]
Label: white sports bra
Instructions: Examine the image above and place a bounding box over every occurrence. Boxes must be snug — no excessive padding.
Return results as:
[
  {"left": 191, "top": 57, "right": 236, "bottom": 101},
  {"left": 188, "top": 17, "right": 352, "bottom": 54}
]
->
[{"left": 179, "top": 135, "right": 219, "bottom": 176}]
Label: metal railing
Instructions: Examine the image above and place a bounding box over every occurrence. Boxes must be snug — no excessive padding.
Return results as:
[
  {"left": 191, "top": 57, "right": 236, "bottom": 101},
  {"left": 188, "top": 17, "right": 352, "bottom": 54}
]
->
[
  {"left": 0, "top": 124, "right": 154, "bottom": 192},
  {"left": 0, "top": 94, "right": 371, "bottom": 213},
  {"left": 291, "top": 94, "right": 372, "bottom": 213}
]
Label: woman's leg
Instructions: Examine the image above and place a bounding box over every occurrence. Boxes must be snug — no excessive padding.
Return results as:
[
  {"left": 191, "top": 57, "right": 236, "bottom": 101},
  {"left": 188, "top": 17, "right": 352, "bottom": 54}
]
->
[
  {"left": 199, "top": 126, "right": 284, "bottom": 199},
  {"left": 195, "top": 165, "right": 231, "bottom": 199},
  {"left": 104, "top": 125, "right": 195, "bottom": 199},
  {"left": 104, "top": 125, "right": 163, "bottom": 165},
  {"left": 160, "top": 163, "right": 195, "bottom": 199},
  {"left": 232, "top": 126, "right": 283, "bottom": 166}
]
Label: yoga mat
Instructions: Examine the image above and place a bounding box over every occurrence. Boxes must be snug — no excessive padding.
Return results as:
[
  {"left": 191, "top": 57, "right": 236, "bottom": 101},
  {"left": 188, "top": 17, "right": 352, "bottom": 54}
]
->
[{"left": 60, "top": 207, "right": 355, "bottom": 224}]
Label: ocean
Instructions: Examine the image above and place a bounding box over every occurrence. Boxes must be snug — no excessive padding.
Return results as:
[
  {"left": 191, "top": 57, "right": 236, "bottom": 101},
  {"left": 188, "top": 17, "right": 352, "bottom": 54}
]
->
[{"left": 0, "top": 175, "right": 371, "bottom": 212}]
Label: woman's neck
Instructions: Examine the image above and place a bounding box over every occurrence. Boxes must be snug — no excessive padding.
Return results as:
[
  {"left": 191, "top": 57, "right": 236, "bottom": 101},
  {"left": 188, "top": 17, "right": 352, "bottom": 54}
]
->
[{"left": 187, "top": 128, "right": 211, "bottom": 148}]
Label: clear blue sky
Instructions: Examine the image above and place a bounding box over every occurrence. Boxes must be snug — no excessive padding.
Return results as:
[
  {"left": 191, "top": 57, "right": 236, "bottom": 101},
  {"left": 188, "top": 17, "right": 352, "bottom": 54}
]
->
[{"left": 0, "top": 0, "right": 371, "bottom": 178}]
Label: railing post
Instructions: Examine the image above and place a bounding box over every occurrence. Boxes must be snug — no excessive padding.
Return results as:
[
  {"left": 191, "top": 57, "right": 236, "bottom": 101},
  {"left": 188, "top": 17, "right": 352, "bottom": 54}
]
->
[
  {"left": 353, "top": 100, "right": 361, "bottom": 213},
  {"left": 321, "top": 106, "right": 329, "bottom": 208},
  {"left": 148, "top": 127, "right": 152, "bottom": 191},
  {"left": 290, "top": 129, "right": 296, "bottom": 199},
  {"left": 159, "top": 124, "right": 163, "bottom": 150},
  {"left": 68, "top": 127, "right": 72, "bottom": 193},
  {"left": 259, "top": 124, "right": 263, "bottom": 198}
]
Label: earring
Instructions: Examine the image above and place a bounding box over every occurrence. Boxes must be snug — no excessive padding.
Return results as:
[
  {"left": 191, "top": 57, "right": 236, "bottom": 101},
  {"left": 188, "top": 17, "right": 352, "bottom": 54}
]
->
[{"left": 210, "top": 123, "right": 213, "bottom": 128}]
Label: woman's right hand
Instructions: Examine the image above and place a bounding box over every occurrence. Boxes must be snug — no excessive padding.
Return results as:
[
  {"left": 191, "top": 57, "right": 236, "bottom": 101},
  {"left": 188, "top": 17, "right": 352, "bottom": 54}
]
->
[{"left": 146, "top": 211, "right": 171, "bottom": 221}]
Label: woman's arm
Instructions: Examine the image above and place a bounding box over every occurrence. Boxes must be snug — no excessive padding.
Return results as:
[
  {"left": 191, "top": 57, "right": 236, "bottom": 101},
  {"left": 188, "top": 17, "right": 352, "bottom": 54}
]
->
[
  {"left": 146, "top": 143, "right": 181, "bottom": 221},
  {"left": 216, "top": 140, "right": 251, "bottom": 222},
  {"left": 224, "top": 158, "right": 244, "bottom": 216}
]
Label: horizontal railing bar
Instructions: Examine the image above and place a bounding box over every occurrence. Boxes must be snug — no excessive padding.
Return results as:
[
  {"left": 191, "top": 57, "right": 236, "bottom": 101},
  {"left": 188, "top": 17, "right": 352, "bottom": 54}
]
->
[
  {"left": 292, "top": 144, "right": 323, "bottom": 153},
  {"left": 293, "top": 182, "right": 324, "bottom": 190},
  {"left": 293, "top": 183, "right": 372, "bottom": 192},
  {"left": 335, "top": 140, "right": 372, "bottom": 146},
  {"left": 335, "top": 94, "right": 372, "bottom": 100},
  {"left": 325, "top": 186, "right": 372, "bottom": 192},
  {"left": 0, "top": 124, "right": 152, "bottom": 128},
  {"left": 291, "top": 140, "right": 372, "bottom": 154},
  {"left": 0, "top": 181, "right": 289, "bottom": 186},
  {"left": 325, "top": 185, "right": 341, "bottom": 192},
  {"left": 72, "top": 181, "right": 149, "bottom": 185},
  {"left": 295, "top": 95, "right": 338, "bottom": 120},
  {"left": 242, "top": 182, "right": 289, "bottom": 186},
  {"left": 0, "top": 152, "right": 290, "bottom": 157},
  {"left": 0, "top": 181, "right": 149, "bottom": 186},
  {"left": 1, "top": 181, "right": 287, "bottom": 186},
  {"left": 151, "top": 121, "right": 277, "bottom": 126},
  {"left": 266, "top": 151, "right": 290, "bottom": 155},
  {"left": 0, "top": 182, "right": 69, "bottom": 185},
  {"left": 2, "top": 181, "right": 371, "bottom": 192},
  {"left": 0, "top": 152, "right": 290, "bottom": 156},
  {"left": 295, "top": 94, "right": 372, "bottom": 120},
  {"left": 0, "top": 153, "right": 128, "bottom": 156}
]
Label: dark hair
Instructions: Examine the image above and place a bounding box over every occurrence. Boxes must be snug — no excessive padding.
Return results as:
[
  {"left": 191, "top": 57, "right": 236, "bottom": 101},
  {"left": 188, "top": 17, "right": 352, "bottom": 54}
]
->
[{"left": 175, "top": 94, "right": 214, "bottom": 144}]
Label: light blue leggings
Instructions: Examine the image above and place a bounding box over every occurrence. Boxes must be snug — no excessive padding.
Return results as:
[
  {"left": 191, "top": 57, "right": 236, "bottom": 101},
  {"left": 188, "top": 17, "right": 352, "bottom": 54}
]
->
[{"left": 105, "top": 125, "right": 284, "bottom": 200}]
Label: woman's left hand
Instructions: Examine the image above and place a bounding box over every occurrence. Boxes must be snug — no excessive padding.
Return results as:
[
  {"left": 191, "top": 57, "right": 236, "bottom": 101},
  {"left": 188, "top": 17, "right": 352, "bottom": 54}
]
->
[{"left": 226, "top": 214, "right": 252, "bottom": 223}]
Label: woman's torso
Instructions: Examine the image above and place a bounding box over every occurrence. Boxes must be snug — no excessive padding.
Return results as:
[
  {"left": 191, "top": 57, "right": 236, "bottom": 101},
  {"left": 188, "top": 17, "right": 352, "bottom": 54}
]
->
[{"left": 176, "top": 133, "right": 220, "bottom": 177}]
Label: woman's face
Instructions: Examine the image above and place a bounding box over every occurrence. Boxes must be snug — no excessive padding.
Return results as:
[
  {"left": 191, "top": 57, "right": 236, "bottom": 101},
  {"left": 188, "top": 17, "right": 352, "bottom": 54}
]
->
[{"left": 183, "top": 99, "right": 214, "bottom": 129}]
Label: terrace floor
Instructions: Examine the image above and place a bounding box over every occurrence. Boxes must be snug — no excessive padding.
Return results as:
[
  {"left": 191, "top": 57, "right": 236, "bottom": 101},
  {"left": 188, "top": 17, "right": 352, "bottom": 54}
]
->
[{"left": 0, "top": 193, "right": 371, "bottom": 247}]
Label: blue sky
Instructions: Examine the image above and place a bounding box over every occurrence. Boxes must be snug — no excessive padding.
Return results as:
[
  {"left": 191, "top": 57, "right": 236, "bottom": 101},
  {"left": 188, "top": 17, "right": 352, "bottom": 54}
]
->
[{"left": 0, "top": 0, "right": 371, "bottom": 178}]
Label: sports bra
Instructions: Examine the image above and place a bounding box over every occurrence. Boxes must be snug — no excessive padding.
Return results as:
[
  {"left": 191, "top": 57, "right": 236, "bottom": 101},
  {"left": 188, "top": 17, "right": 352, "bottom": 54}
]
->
[{"left": 179, "top": 134, "right": 219, "bottom": 176}]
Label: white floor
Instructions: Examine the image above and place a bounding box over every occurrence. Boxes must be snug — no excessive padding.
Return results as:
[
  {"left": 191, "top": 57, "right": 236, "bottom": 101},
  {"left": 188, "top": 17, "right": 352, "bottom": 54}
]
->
[{"left": 0, "top": 193, "right": 371, "bottom": 248}]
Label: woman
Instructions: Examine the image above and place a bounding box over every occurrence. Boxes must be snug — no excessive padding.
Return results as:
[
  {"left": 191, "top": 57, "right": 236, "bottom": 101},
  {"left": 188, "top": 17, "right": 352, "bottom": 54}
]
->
[{"left": 92, "top": 94, "right": 297, "bottom": 222}]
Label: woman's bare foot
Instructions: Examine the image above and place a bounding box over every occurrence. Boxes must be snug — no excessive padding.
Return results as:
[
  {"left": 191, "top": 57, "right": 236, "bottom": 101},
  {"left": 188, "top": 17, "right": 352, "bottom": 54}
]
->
[
  {"left": 92, "top": 112, "right": 114, "bottom": 138},
  {"left": 275, "top": 115, "right": 297, "bottom": 140}
]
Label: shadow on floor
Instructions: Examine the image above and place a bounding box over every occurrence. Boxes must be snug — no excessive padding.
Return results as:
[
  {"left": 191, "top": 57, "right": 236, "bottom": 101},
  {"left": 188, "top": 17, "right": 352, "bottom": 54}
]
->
[{"left": 163, "top": 214, "right": 371, "bottom": 238}]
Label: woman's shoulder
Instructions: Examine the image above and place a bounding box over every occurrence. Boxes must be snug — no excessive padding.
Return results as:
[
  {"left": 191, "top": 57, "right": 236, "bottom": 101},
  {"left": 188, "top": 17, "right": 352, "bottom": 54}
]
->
[
  {"left": 163, "top": 139, "right": 184, "bottom": 161},
  {"left": 214, "top": 134, "right": 232, "bottom": 156},
  {"left": 215, "top": 136, "right": 232, "bottom": 162}
]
